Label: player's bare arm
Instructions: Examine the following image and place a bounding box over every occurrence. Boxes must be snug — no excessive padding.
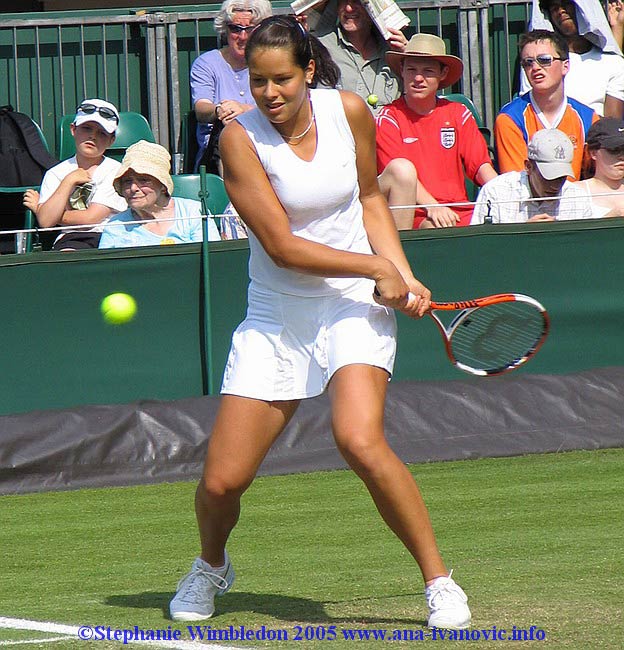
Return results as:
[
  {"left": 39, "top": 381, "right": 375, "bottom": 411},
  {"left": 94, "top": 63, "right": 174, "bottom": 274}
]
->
[
  {"left": 341, "top": 90, "right": 430, "bottom": 317},
  {"left": 220, "top": 119, "right": 400, "bottom": 286}
]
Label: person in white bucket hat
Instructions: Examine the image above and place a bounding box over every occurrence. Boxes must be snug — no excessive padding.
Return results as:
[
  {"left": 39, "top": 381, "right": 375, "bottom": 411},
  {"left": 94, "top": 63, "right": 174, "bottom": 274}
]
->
[{"left": 98, "top": 140, "right": 220, "bottom": 248}]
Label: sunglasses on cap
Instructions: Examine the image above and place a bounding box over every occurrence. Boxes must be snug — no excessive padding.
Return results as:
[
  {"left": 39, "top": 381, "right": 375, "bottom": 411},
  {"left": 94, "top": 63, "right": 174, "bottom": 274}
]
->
[
  {"left": 226, "top": 23, "right": 256, "bottom": 34},
  {"left": 76, "top": 103, "right": 119, "bottom": 123},
  {"left": 520, "top": 54, "right": 564, "bottom": 69}
]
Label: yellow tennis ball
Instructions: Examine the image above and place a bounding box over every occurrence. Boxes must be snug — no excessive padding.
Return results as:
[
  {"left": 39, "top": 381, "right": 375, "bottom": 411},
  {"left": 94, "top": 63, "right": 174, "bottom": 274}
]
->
[{"left": 101, "top": 292, "right": 137, "bottom": 325}]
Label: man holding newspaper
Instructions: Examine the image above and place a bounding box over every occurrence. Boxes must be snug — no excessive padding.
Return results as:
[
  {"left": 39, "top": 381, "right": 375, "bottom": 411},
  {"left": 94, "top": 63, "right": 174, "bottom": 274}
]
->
[{"left": 292, "top": 0, "right": 409, "bottom": 112}]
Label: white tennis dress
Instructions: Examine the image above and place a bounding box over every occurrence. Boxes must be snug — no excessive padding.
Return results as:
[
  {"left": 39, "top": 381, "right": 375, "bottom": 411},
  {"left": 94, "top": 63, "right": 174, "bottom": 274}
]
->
[{"left": 221, "top": 88, "right": 397, "bottom": 400}]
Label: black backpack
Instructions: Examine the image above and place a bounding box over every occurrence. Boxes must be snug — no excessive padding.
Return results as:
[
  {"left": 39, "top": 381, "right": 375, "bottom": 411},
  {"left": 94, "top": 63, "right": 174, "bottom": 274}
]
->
[
  {"left": 0, "top": 105, "right": 59, "bottom": 252},
  {"left": 0, "top": 105, "right": 58, "bottom": 186}
]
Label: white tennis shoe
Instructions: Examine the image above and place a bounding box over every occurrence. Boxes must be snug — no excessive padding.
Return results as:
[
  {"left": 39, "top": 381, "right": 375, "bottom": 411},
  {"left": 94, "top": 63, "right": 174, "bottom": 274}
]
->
[
  {"left": 425, "top": 571, "right": 471, "bottom": 629},
  {"left": 169, "top": 553, "right": 235, "bottom": 621}
]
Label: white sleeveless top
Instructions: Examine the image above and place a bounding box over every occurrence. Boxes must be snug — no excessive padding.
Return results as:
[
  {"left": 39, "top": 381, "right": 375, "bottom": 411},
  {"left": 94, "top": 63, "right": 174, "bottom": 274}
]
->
[
  {"left": 579, "top": 180, "right": 616, "bottom": 219},
  {"left": 236, "top": 88, "right": 373, "bottom": 297}
]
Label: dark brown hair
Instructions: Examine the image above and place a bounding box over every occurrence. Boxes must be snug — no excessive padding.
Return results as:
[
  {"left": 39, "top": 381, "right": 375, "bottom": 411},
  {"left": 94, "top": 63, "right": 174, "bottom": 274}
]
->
[
  {"left": 518, "top": 29, "right": 569, "bottom": 60},
  {"left": 245, "top": 15, "right": 340, "bottom": 89}
]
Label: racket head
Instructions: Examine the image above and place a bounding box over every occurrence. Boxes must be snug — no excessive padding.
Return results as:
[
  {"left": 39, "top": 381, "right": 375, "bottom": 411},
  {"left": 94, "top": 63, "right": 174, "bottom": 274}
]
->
[{"left": 428, "top": 293, "right": 550, "bottom": 376}]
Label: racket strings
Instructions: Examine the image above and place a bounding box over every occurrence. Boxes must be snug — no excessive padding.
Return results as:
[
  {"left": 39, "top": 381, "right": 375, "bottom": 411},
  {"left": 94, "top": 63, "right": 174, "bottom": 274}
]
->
[{"left": 448, "top": 301, "right": 546, "bottom": 372}]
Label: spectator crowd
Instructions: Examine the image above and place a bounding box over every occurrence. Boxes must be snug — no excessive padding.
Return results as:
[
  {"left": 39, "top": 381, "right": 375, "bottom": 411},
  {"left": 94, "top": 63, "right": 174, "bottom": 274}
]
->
[{"left": 14, "top": 0, "right": 624, "bottom": 253}]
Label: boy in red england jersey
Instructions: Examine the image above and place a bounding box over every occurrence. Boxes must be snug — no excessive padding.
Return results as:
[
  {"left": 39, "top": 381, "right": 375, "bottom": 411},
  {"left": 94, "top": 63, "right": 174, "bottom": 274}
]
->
[{"left": 376, "top": 34, "right": 496, "bottom": 229}]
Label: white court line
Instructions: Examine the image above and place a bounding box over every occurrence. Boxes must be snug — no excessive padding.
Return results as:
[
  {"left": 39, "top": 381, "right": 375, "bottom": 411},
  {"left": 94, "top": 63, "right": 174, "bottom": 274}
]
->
[
  {"left": 0, "top": 636, "right": 75, "bottom": 646},
  {"left": 0, "top": 617, "right": 243, "bottom": 650},
  {"left": 0, "top": 637, "right": 75, "bottom": 646}
]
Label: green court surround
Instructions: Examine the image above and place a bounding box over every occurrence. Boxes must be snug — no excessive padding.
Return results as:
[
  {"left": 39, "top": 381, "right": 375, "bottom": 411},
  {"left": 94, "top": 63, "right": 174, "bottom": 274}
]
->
[{"left": 0, "top": 219, "right": 622, "bottom": 417}]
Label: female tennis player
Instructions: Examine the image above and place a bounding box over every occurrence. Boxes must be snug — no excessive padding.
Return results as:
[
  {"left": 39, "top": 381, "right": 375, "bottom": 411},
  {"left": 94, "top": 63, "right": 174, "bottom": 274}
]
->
[{"left": 170, "top": 15, "right": 471, "bottom": 630}]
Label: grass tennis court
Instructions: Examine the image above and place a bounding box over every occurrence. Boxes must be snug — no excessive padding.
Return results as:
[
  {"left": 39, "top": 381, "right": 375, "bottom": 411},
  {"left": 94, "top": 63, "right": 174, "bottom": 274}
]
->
[{"left": 1, "top": 448, "right": 622, "bottom": 649}]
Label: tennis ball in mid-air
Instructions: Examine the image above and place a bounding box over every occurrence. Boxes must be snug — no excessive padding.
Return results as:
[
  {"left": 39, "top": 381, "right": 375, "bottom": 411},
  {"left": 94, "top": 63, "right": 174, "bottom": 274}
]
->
[{"left": 101, "top": 292, "right": 137, "bottom": 325}]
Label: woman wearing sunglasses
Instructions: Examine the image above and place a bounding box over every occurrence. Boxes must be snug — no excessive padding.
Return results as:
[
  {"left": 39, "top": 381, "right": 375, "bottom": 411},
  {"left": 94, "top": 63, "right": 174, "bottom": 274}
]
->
[{"left": 190, "top": 0, "right": 272, "bottom": 174}]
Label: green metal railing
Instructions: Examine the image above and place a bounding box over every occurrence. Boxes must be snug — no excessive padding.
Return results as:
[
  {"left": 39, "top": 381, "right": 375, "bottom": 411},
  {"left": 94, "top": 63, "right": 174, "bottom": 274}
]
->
[{"left": 0, "top": 1, "right": 530, "bottom": 170}]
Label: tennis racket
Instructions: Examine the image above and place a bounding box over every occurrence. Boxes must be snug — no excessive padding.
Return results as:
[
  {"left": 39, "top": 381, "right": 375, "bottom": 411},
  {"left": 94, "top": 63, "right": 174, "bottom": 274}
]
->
[
  {"left": 427, "top": 294, "right": 550, "bottom": 376},
  {"left": 375, "top": 290, "right": 550, "bottom": 376}
]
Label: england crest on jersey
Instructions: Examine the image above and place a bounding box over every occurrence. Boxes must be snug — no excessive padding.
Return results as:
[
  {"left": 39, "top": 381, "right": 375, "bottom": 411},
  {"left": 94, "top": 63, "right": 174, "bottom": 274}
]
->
[{"left": 440, "top": 127, "right": 456, "bottom": 149}]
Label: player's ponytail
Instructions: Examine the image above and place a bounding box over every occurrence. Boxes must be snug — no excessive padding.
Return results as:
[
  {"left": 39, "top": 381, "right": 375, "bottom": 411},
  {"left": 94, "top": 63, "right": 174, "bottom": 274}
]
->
[{"left": 309, "top": 34, "right": 340, "bottom": 89}]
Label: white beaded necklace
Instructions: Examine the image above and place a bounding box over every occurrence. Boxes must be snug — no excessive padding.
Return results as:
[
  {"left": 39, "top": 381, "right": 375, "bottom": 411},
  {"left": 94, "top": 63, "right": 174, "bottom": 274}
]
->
[{"left": 281, "top": 105, "right": 315, "bottom": 144}]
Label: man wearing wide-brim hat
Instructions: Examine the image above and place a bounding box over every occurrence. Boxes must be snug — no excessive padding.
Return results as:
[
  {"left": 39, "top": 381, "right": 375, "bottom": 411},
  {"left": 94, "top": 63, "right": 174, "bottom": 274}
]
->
[{"left": 376, "top": 34, "right": 497, "bottom": 230}]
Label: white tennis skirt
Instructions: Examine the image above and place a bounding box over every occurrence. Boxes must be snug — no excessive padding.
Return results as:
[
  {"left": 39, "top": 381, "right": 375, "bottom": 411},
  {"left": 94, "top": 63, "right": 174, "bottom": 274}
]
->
[{"left": 221, "top": 280, "right": 397, "bottom": 401}]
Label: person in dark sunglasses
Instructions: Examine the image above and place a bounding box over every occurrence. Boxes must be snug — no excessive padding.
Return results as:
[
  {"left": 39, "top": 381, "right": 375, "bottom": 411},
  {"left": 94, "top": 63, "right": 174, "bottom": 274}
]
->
[
  {"left": 28, "top": 98, "right": 127, "bottom": 251},
  {"left": 190, "top": 0, "right": 272, "bottom": 174},
  {"left": 495, "top": 29, "right": 599, "bottom": 180},
  {"left": 523, "top": 0, "right": 624, "bottom": 119}
]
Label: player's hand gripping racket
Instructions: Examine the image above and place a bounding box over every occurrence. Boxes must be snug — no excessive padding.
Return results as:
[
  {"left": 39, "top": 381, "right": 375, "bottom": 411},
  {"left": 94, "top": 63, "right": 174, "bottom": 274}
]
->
[{"left": 376, "top": 290, "right": 550, "bottom": 376}]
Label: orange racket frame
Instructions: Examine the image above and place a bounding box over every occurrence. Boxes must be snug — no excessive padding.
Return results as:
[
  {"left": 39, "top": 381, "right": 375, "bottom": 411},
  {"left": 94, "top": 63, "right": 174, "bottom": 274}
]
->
[{"left": 427, "top": 293, "right": 550, "bottom": 376}]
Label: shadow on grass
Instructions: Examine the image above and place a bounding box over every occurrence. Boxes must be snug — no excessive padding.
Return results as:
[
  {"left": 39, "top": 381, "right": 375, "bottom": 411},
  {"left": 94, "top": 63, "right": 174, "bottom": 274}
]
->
[{"left": 106, "top": 591, "right": 425, "bottom": 627}]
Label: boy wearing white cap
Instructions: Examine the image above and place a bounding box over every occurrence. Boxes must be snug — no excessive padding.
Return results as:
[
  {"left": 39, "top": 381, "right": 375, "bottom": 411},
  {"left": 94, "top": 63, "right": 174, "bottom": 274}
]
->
[
  {"left": 471, "top": 129, "right": 594, "bottom": 223},
  {"left": 32, "top": 99, "right": 127, "bottom": 250}
]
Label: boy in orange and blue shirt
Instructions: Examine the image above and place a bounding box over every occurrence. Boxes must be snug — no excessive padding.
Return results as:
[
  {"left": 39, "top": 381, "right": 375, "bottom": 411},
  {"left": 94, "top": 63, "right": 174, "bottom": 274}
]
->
[{"left": 495, "top": 30, "right": 598, "bottom": 180}]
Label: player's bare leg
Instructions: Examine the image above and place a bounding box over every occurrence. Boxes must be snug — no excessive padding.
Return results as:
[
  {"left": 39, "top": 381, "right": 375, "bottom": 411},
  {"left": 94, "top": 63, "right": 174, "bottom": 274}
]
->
[
  {"left": 170, "top": 395, "right": 299, "bottom": 621},
  {"left": 196, "top": 395, "right": 300, "bottom": 565},
  {"left": 328, "top": 364, "right": 471, "bottom": 629},
  {"left": 328, "top": 364, "right": 446, "bottom": 581}
]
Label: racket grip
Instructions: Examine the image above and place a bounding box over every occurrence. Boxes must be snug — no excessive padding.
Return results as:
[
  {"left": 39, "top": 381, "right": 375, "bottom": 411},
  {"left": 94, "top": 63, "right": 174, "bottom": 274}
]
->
[{"left": 373, "top": 287, "right": 418, "bottom": 303}]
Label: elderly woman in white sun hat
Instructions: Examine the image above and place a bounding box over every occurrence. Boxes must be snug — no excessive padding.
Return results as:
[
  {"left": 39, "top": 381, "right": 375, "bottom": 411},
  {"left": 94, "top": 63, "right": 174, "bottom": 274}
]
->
[{"left": 98, "top": 140, "right": 220, "bottom": 248}]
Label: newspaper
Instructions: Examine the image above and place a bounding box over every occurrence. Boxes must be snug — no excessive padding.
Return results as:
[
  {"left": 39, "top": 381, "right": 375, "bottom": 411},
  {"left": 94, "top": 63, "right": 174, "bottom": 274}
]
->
[
  {"left": 290, "top": 0, "right": 410, "bottom": 40},
  {"left": 360, "top": 0, "right": 410, "bottom": 40},
  {"left": 290, "top": 0, "right": 328, "bottom": 17},
  {"left": 68, "top": 182, "right": 95, "bottom": 210}
]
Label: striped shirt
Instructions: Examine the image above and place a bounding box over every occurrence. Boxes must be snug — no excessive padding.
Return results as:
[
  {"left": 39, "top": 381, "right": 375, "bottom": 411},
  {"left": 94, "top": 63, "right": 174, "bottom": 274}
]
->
[{"left": 471, "top": 170, "right": 594, "bottom": 224}]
